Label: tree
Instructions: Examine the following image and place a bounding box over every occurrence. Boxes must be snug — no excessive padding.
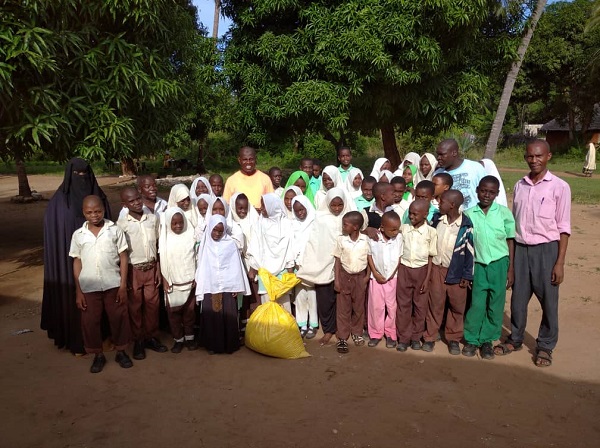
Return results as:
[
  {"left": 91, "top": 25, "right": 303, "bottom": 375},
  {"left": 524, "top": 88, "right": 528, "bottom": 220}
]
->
[
  {"left": 485, "top": 0, "right": 547, "bottom": 159},
  {"left": 0, "top": 0, "right": 212, "bottom": 196},
  {"left": 222, "top": 0, "right": 522, "bottom": 167}
]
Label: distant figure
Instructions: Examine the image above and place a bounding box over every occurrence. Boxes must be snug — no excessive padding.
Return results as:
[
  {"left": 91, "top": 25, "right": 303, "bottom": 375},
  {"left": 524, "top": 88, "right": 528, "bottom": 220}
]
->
[
  {"left": 41, "top": 158, "right": 112, "bottom": 355},
  {"left": 583, "top": 142, "right": 596, "bottom": 177}
]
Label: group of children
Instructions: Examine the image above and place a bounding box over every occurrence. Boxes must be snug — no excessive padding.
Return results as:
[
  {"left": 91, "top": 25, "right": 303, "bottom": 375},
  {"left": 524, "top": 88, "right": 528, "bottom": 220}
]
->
[{"left": 70, "top": 147, "right": 516, "bottom": 374}]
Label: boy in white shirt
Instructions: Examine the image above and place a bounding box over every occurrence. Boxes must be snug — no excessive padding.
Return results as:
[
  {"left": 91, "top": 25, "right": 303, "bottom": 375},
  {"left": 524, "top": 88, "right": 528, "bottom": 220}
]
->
[{"left": 70, "top": 195, "right": 132, "bottom": 373}]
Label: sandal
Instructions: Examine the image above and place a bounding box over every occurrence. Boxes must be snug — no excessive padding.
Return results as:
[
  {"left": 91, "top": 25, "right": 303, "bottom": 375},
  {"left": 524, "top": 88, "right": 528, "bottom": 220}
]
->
[
  {"left": 493, "top": 340, "right": 523, "bottom": 356},
  {"left": 305, "top": 327, "right": 317, "bottom": 339},
  {"left": 352, "top": 334, "right": 365, "bottom": 346},
  {"left": 534, "top": 348, "right": 552, "bottom": 367},
  {"left": 336, "top": 339, "right": 349, "bottom": 354}
]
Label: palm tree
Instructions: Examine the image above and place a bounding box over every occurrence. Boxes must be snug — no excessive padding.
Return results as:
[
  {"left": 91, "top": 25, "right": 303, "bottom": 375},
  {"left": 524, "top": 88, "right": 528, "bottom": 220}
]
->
[
  {"left": 484, "top": 0, "right": 548, "bottom": 159},
  {"left": 212, "top": 0, "right": 221, "bottom": 39}
]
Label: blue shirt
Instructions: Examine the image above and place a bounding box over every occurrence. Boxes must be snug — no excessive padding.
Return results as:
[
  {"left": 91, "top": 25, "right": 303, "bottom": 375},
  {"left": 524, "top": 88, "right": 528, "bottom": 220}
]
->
[{"left": 434, "top": 159, "right": 486, "bottom": 210}]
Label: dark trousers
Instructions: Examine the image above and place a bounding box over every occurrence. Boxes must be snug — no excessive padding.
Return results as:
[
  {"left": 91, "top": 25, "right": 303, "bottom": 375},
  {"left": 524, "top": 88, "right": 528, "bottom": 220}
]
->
[
  {"left": 127, "top": 265, "right": 159, "bottom": 342},
  {"left": 81, "top": 287, "right": 131, "bottom": 354},
  {"left": 424, "top": 264, "right": 467, "bottom": 342},
  {"left": 336, "top": 268, "right": 368, "bottom": 340},
  {"left": 167, "top": 291, "right": 196, "bottom": 340},
  {"left": 315, "top": 282, "right": 336, "bottom": 334},
  {"left": 509, "top": 242, "right": 560, "bottom": 351},
  {"left": 396, "top": 264, "right": 429, "bottom": 344}
]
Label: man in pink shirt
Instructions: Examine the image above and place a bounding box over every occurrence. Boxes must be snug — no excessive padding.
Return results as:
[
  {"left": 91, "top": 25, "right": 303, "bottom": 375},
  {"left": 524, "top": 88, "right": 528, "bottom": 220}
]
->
[
  {"left": 494, "top": 140, "right": 571, "bottom": 368},
  {"left": 223, "top": 146, "right": 273, "bottom": 212}
]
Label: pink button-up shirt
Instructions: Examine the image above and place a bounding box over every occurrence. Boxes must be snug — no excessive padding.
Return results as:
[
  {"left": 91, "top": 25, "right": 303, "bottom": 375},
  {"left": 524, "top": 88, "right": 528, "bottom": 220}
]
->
[{"left": 512, "top": 171, "right": 571, "bottom": 245}]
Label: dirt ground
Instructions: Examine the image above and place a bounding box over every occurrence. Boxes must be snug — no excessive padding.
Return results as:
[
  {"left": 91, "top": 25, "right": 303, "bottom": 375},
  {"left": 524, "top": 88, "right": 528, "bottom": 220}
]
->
[{"left": 0, "top": 173, "right": 599, "bottom": 448}]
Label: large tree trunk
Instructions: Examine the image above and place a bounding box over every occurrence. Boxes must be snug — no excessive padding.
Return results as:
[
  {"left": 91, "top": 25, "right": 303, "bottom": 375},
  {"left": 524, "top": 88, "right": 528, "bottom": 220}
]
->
[
  {"left": 120, "top": 156, "right": 137, "bottom": 176},
  {"left": 380, "top": 125, "right": 401, "bottom": 171},
  {"left": 15, "top": 155, "right": 32, "bottom": 197},
  {"left": 212, "top": 0, "right": 221, "bottom": 39},
  {"left": 484, "top": 0, "right": 547, "bottom": 159}
]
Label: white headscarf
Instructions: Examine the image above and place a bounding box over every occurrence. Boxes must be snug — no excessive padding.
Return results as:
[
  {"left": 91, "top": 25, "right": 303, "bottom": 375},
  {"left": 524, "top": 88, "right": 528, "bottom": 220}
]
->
[
  {"left": 378, "top": 170, "right": 394, "bottom": 183},
  {"left": 414, "top": 153, "right": 438, "bottom": 184},
  {"left": 190, "top": 176, "right": 215, "bottom": 203},
  {"left": 290, "top": 195, "right": 316, "bottom": 264},
  {"left": 401, "top": 152, "right": 421, "bottom": 168},
  {"left": 167, "top": 183, "right": 198, "bottom": 228},
  {"left": 297, "top": 188, "right": 352, "bottom": 285},
  {"left": 159, "top": 207, "right": 196, "bottom": 306},
  {"left": 480, "top": 159, "right": 508, "bottom": 207},
  {"left": 246, "top": 193, "right": 294, "bottom": 275},
  {"left": 370, "top": 158, "right": 390, "bottom": 179},
  {"left": 344, "top": 167, "right": 364, "bottom": 199},
  {"left": 229, "top": 192, "right": 259, "bottom": 242},
  {"left": 314, "top": 165, "right": 343, "bottom": 210},
  {"left": 203, "top": 196, "right": 243, "bottom": 252},
  {"left": 195, "top": 215, "right": 250, "bottom": 300},
  {"left": 282, "top": 185, "right": 302, "bottom": 218},
  {"left": 193, "top": 194, "right": 212, "bottom": 242}
]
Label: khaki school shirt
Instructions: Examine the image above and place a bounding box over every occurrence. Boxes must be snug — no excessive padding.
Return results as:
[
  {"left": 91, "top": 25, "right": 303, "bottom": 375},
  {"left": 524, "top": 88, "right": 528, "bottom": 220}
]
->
[
  {"left": 400, "top": 223, "right": 437, "bottom": 268},
  {"left": 117, "top": 211, "right": 159, "bottom": 265},
  {"left": 332, "top": 234, "right": 370, "bottom": 274}
]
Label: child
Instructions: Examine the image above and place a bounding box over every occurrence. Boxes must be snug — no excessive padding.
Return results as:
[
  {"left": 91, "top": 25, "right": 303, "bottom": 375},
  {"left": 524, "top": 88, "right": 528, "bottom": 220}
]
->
[
  {"left": 206, "top": 197, "right": 244, "bottom": 252},
  {"left": 299, "top": 158, "right": 314, "bottom": 179},
  {"left": 367, "top": 211, "right": 403, "bottom": 348},
  {"left": 354, "top": 175, "right": 376, "bottom": 210},
  {"left": 414, "top": 153, "right": 438, "bottom": 184},
  {"left": 291, "top": 195, "right": 318, "bottom": 338},
  {"left": 284, "top": 170, "right": 315, "bottom": 206},
  {"left": 432, "top": 172, "right": 453, "bottom": 209},
  {"left": 137, "top": 175, "right": 168, "bottom": 217},
  {"left": 344, "top": 167, "right": 364, "bottom": 199},
  {"left": 209, "top": 174, "right": 224, "bottom": 197},
  {"left": 396, "top": 199, "right": 437, "bottom": 352},
  {"left": 378, "top": 170, "right": 394, "bottom": 183},
  {"left": 313, "top": 165, "right": 343, "bottom": 210},
  {"left": 364, "top": 182, "right": 394, "bottom": 230},
  {"left": 117, "top": 187, "right": 167, "bottom": 360},
  {"left": 412, "top": 180, "right": 437, "bottom": 222},
  {"left": 310, "top": 159, "right": 322, "bottom": 196},
  {"left": 282, "top": 185, "right": 302, "bottom": 219},
  {"left": 297, "top": 188, "right": 352, "bottom": 345},
  {"left": 369, "top": 158, "right": 392, "bottom": 180},
  {"left": 401, "top": 165, "right": 417, "bottom": 200},
  {"left": 70, "top": 195, "right": 132, "bottom": 373},
  {"left": 167, "top": 184, "right": 198, "bottom": 228},
  {"left": 462, "top": 176, "right": 515, "bottom": 359},
  {"left": 269, "top": 167, "right": 284, "bottom": 196},
  {"left": 159, "top": 207, "right": 198, "bottom": 353},
  {"left": 337, "top": 146, "right": 354, "bottom": 182},
  {"left": 422, "top": 190, "right": 474, "bottom": 355},
  {"left": 195, "top": 215, "right": 251, "bottom": 354},
  {"left": 333, "top": 211, "right": 371, "bottom": 353},
  {"left": 246, "top": 193, "right": 295, "bottom": 312},
  {"left": 390, "top": 176, "right": 411, "bottom": 220},
  {"left": 193, "top": 195, "right": 212, "bottom": 243},
  {"left": 190, "top": 176, "right": 215, "bottom": 203},
  {"left": 479, "top": 159, "right": 508, "bottom": 206}
]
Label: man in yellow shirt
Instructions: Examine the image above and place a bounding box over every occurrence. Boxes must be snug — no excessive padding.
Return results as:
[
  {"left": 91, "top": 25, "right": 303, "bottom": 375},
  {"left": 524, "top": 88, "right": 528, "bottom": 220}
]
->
[{"left": 223, "top": 146, "right": 273, "bottom": 211}]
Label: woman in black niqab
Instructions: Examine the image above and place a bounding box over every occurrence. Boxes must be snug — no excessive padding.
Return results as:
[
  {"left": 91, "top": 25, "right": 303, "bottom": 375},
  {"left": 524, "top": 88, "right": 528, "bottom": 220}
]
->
[{"left": 40, "top": 158, "right": 112, "bottom": 354}]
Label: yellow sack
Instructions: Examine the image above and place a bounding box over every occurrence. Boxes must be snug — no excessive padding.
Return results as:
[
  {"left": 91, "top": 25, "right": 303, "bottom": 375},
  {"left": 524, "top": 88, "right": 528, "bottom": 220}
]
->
[{"left": 245, "top": 269, "right": 310, "bottom": 359}]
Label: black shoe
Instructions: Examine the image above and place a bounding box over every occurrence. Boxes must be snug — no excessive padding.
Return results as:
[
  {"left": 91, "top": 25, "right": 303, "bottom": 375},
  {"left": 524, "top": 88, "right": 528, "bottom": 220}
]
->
[
  {"left": 462, "top": 343, "right": 478, "bottom": 357},
  {"left": 448, "top": 340, "right": 461, "bottom": 356},
  {"left": 396, "top": 342, "right": 408, "bottom": 352},
  {"left": 480, "top": 342, "right": 495, "bottom": 360},
  {"left": 145, "top": 337, "right": 168, "bottom": 353},
  {"left": 115, "top": 351, "right": 133, "bottom": 369},
  {"left": 410, "top": 340, "right": 422, "bottom": 351},
  {"left": 90, "top": 354, "right": 106, "bottom": 374},
  {"left": 368, "top": 338, "right": 381, "bottom": 347},
  {"left": 186, "top": 339, "right": 198, "bottom": 351},
  {"left": 171, "top": 341, "right": 184, "bottom": 354},
  {"left": 133, "top": 341, "right": 146, "bottom": 360},
  {"left": 385, "top": 337, "right": 397, "bottom": 349},
  {"left": 421, "top": 341, "right": 435, "bottom": 352},
  {"left": 305, "top": 327, "right": 317, "bottom": 339}
]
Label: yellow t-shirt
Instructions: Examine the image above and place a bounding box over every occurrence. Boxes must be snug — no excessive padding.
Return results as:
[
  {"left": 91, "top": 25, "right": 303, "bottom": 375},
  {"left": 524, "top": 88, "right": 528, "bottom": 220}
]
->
[{"left": 223, "top": 170, "right": 274, "bottom": 209}]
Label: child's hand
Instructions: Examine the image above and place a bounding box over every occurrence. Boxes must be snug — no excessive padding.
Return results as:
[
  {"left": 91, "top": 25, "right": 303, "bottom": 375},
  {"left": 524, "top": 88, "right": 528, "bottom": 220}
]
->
[
  {"left": 459, "top": 279, "right": 470, "bottom": 289},
  {"left": 76, "top": 292, "right": 87, "bottom": 311},
  {"left": 117, "top": 286, "right": 127, "bottom": 304},
  {"left": 506, "top": 267, "right": 515, "bottom": 290},
  {"left": 248, "top": 268, "right": 258, "bottom": 282},
  {"left": 364, "top": 227, "right": 380, "bottom": 241},
  {"left": 334, "top": 282, "right": 341, "bottom": 293},
  {"left": 375, "top": 273, "right": 386, "bottom": 284},
  {"left": 420, "top": 281, "right": 429, "bottom": 294}
]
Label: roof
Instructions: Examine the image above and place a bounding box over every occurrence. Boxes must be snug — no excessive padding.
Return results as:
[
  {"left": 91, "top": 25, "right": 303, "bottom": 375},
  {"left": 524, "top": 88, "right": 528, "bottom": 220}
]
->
[{"left": 541, "top": 104, "right": 600, "bottom": 132}]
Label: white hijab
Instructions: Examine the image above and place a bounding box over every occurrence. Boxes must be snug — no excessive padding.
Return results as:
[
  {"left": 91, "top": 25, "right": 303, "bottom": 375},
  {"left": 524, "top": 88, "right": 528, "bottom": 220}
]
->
[
  {"left": 159, "top": 208, "right": 196, "bottom": 305},
  {"left": 190, "top": 176, "right": 215, "bottom": 203},
  {"left": 401, "top": 152, "right": 421, "bottom": 168},
  {"left": 290, "top": 195, "right": 316, "bottom": 263},
  {"left": 167, "top": 183, "right": 198, "bottom": 228},
  {"left": 344, "top": 167, "right": 364, "bottom": 199},
  {"left": 370, "top": 158, "right": 390, "bottom": 179},
  {"left": 192, "top": 193, "right": 212, "bottom": 242},
  {"left": 297, "top": 188, "right": 352, "bottom": 285},
  {"left": 246, "top": 193, "right": 294, "bottom": 275},
  {"left": 314, "top": 165, "right": 343, "bottom": 210},
  {"left": 282, "top": 185, "right": 302, "bottom": 218},
  {"left": 413, "top": 153, "right": 438, "bottom": 184},
  {"left": 195, "top": 215, "right": 250, "bottom": 300},
  {"left": 480, "top": 159, "right": 508, "bottom": 207},
  {"left": 229, "top": 192, "right": 259, "bottom": 243},
  {"left": 378, "top": 170, "right": 394, "bottom": 183}
]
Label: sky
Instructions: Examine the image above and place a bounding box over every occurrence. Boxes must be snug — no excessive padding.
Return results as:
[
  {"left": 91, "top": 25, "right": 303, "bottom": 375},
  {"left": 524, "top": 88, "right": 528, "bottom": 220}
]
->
[{"left": 192, "top": 0, "right": 232, "bottom": 37}]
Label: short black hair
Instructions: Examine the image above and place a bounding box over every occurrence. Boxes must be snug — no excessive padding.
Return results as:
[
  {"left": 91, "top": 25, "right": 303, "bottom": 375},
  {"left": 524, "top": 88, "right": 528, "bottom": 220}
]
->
[
  {"left": 390, "top": 176, "right": 406, "bottom": 186},
  {"left": 268, "top": 166, "right": 282, "bottom": 175},
  {"left": 300, "top": 158, "right": 313, "bottom": 165},
  {"left": 343, "top": 210, "right": 364, "bottom": 228},
  {"left": 312, "top": 158, "right": 321, "bottom": 166},
  {"left": 441, "top": 190, "right": 464, "bottom": 207},
  {"left": 415, "top": 180, "right": 435, "bottom": 196},
  {"left": 381, "top": 210, "right": 400, "bottom": 225},
  {"left": 433, "top": 172, "right": 453, "bottom": 187},
  {"left": 479, "top": 175, "right": 500, "bottom": 189},
  {"left": 337, "top": 146, "right": 352, "bottom": 156},
  {"left": 373, "top": 181, "right": 393, "bottom": 197},
  {"left": 362, "top": 175, "right": 377, "bottom": 185}
]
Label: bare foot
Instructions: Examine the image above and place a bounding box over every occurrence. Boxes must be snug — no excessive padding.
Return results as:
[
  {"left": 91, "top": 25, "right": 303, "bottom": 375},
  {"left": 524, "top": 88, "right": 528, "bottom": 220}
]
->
[{"left": 319, "top": 332, "right": 333, "bottom": 346}]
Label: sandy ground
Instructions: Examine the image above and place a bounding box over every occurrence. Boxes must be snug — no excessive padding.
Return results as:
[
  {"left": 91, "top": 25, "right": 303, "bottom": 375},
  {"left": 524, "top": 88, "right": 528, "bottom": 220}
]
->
[{"left": 0, "top": 174, "right": 599, "bottom": 448}]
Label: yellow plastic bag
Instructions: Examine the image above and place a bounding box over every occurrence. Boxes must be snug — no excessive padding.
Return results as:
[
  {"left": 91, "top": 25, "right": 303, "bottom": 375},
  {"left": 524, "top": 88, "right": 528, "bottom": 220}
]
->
[{"left": 245, "top": 269, "right": 310, "bottom": 359}]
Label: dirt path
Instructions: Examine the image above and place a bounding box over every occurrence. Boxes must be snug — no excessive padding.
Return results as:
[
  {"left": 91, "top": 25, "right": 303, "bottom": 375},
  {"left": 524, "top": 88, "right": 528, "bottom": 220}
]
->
[{"left": 0, "top": 175, "right": 599, "bottom": 448}]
